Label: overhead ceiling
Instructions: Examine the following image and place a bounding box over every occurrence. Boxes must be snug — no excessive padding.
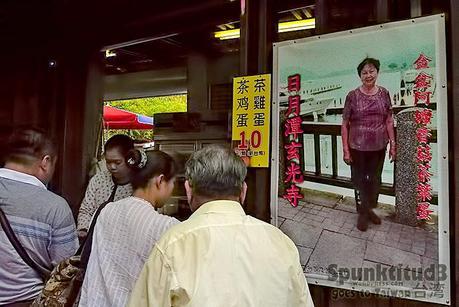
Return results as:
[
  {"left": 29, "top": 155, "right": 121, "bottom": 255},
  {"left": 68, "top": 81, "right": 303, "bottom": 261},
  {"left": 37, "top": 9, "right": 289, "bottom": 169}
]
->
[
  {"left": 0, "top": 0, "right": 237, "bottom": 47},
  {"left": 0, "top": 0, "right": 316, "bottom": 74},
  {"left": 103, "top": 1, "right": 316, "bottom": 75}
]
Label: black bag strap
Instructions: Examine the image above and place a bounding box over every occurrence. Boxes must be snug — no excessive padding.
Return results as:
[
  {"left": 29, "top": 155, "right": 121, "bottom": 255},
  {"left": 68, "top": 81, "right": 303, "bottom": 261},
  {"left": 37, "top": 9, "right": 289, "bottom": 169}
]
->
[
  {"left": 77, "top": 183, "right": 118, "bottom": 266},
  {"left": 0, "top": 206, "right": 50, "bottom": 281}
]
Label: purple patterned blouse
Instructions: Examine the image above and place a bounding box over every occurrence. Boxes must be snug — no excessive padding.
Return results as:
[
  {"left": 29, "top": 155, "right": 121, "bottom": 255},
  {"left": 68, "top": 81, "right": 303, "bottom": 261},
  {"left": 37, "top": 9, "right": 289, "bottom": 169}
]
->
[{"left": 342, "top": 86, "right": 393, "bottom": 151}]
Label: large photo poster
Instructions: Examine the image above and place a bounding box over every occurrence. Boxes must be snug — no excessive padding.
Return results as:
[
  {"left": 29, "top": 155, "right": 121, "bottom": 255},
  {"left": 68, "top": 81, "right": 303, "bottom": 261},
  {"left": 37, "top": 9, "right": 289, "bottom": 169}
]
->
[{"left": 271, "top": 15, "right": 450, "bottom": 304}]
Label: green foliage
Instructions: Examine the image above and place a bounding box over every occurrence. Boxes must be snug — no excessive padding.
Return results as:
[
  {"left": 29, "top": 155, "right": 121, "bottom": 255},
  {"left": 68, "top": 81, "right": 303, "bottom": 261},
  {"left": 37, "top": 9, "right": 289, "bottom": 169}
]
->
[
  {"left": 106, "top": 95, "right": 187, "bottom": 116},
  {"left": 104, "top": 94, "right": 187, "bottom": 142},
  {"left": 104, "top": 129, "right": 154, "bottom": 142},
  {"left": 388, "top": 63, "right": 398, "bottom": 70}
]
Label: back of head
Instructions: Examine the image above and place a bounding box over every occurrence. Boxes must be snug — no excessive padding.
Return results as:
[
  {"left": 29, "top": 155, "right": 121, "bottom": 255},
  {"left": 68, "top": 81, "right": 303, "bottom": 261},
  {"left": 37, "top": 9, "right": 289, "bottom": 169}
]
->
[
  {"left": 104, "top": 134, "right": 134, "bottom": 157},
  {"left": 185, "top": 145, "right": 247, "bottom": 199},
  {"left": 5, "top": 128, "right": 57, "bottom": 166},
  {"left": 125, "top": 149, "right": 177, "bottom": 190}
]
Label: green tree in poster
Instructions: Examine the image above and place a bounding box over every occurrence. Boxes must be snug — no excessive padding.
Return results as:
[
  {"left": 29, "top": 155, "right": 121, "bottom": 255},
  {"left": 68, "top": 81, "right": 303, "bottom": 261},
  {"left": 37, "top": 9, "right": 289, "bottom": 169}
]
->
[
  {"left": 388, "top": 63, "right": 398, "bottom": 70},
  {"left": 104, "top": 95, "right": 187, "bottom": 141}
]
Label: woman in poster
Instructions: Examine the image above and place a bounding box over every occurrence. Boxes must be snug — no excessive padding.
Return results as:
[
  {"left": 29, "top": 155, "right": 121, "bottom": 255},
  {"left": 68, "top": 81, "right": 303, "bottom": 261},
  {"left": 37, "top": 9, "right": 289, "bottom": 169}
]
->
[{"left": 341, "top": 57, "right": 396, "bottom": 231}]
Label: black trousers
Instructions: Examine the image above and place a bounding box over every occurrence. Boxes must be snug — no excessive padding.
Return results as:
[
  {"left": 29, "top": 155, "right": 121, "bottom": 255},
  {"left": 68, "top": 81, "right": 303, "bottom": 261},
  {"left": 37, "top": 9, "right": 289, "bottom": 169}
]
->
[{"left": 350, "top": 149, "right": 386, "bottom": 214}]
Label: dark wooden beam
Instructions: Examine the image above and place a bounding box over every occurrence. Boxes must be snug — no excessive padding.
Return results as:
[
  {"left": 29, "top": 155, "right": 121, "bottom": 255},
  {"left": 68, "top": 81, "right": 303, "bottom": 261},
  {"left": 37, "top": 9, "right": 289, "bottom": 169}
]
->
[
  {"left": 97, "top": 1, "right": 239, "bottom": 51},
  {"left": 53, "top": 49, "right": 103, "bottom": 215},
  {"left": 376, "top": 0, "right": 390, "bottom": 22},
  {"left": 240, "top": 0, "right": 275, "bottom": 222},
  {"left": 315, "top": 0, "right": 329, "bottom": 34}
]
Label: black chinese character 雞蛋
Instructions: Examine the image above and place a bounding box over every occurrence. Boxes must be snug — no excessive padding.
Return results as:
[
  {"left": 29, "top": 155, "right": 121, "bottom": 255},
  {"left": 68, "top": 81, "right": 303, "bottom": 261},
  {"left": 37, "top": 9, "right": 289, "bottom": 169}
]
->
[
  {"left": 254, "top": 113, "right": 265, "bottom": 126},
  {"left": 254, "top": 96, "right": 266, "bottom": 109}
]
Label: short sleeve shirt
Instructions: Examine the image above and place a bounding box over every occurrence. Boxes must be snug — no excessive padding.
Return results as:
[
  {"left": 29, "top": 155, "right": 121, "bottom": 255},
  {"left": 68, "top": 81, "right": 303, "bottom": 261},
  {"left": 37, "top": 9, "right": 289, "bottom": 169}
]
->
[{"left": 342, "top": 87, "right": 392, "bottom": 151}]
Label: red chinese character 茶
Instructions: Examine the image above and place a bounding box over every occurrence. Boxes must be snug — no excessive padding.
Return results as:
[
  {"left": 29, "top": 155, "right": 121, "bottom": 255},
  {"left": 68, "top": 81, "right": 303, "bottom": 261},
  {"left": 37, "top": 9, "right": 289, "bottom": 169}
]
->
[
  {"left": 416, "top": 127, "right": 432, "bottom": 144},
  {"left": 287, "top": 95, "right": 301, "bottom": 117},
  {"left": 288, "top": 74, "right": 301, "bottom": 92},
  {"left": 284, "top": 116, "right": 304, "bottom": 140},
  {"left": 284, "top": 141, "right": 302, "bottom": 161},
  {"left": 415, "top": 109, "right": 433, "bottom": 125},
  {"left": 418, "top": 163, "right": 432, "bottom": 183},
  {"left": 414, "top": 53, "right": 432, "bottom": 70},
  {"left": 417, "top": 144, "right": 432, "bottom": 163},
  {"left": 284, "top": 162, "right": 304, "bottom": 184},
  {"left": 283, "top": 184, "right": 303, "bottom": 207},
  {"left": 414, "top": 91, "right": 431, "bottom": 105},
  {"left": 414, "top": 72, "right": 433, "bottom": 90},
  {"left": 417, "top": 183, "right": 432, "bottom": 202}
]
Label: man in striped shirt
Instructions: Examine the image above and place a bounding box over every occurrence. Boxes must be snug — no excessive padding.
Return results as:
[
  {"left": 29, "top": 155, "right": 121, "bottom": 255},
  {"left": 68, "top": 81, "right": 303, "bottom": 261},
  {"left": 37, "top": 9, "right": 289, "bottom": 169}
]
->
[{"left": 0, "top": 129, "right": 78, "bottom": 306}]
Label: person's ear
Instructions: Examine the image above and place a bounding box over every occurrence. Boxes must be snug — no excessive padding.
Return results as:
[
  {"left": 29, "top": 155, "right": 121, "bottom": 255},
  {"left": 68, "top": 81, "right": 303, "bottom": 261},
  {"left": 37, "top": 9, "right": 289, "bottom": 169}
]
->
[
  {"left": 158, "top": 174, "right": 166, "bottom": 185},
  {"left": 185, "top": 180, "right": 193, "bottom": 204},
  {"left": 40, "top": 155, "right": 52, "bottom": 171},
  {"left": 239, "top": 182, "right": 247, "bottom": 204},
  {"left": 155, "top": 174, "right": 165, "bottom": 189}
]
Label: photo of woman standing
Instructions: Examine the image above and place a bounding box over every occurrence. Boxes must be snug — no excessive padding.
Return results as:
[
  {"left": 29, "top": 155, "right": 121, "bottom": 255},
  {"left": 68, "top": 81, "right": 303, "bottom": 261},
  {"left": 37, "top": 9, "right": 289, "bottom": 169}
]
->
[{"left": 341, "top": 57, "right": 396, "bottom": 231}]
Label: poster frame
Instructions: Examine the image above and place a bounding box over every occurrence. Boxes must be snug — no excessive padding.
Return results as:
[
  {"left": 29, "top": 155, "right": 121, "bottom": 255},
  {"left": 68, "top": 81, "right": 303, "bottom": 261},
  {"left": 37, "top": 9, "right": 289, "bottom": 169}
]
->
[{"left": 270, "top": 14, "right": 450, "bottom": 305}]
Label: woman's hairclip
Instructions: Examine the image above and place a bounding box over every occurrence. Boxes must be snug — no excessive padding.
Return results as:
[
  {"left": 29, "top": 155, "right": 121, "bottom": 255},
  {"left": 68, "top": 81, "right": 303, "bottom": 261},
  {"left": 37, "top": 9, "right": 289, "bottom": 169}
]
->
[{"left": 127, "top": 149, "right": 148, "bottom": 169}]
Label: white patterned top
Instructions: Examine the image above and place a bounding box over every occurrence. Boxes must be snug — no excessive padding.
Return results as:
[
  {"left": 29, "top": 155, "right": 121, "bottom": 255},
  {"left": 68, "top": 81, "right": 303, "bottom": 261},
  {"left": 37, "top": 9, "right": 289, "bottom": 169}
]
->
[
  {"left": 77, "top": 170, "right": 133, "bottom": 231},
  {"left": 79, "top": 196, "right": 179, "bottom": 307}
]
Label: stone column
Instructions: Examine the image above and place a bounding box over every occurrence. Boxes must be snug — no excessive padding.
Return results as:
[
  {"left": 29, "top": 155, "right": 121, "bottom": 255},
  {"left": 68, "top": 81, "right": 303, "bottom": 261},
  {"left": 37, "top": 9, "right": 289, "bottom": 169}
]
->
[{"left": 395, "top": 108, "right": 421, "bottom": 226}]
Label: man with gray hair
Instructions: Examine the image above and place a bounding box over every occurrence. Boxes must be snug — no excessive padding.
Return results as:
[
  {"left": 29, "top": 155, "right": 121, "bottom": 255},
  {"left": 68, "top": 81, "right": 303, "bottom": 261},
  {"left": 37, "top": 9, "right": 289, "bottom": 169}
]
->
[{"left": 129, "top": 145, "right": 314, "bottom": 307}]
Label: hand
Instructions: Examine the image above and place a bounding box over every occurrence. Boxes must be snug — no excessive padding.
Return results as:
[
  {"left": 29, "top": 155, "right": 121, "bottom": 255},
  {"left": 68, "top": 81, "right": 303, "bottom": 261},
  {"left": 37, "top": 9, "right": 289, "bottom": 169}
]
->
[
  {"left": 389, "top": 142, "right": 396, "bottom": 162},
  {"left": 343, "top": 150, "right": 352, "bottom": 165},
  {"left": 78, "top": 229, "right": 88, "bottom": 243}
]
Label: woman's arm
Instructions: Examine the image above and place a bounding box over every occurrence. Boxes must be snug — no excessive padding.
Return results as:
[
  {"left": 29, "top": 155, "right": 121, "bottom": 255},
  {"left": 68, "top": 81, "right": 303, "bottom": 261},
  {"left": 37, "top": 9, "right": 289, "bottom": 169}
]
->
[
  {"left": 386, "top": 114, "right": 396, "bottom": 162},
  {"left": 341, "top": 91, "right": 353, "bottom": 164},
  {"left": 384, "top": 89, "right": 396, "bottom": 162},
  {"left": 341, "top": 119, "right": 352, "bottom": 164}
]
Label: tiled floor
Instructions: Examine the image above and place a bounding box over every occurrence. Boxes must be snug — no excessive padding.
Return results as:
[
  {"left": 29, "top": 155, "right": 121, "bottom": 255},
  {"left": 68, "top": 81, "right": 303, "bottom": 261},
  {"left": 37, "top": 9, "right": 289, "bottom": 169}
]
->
[{"left": 278, "top": 196, "right": 440, "bottom": 290}]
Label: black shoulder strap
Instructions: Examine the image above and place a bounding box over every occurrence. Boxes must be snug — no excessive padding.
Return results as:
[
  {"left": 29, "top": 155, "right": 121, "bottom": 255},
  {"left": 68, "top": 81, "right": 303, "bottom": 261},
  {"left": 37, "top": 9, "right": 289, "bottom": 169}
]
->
[
  {"left": 0, "top": 207, "right": 50, "bottom": 280},
  {"left": 77, "top": 183, "right": 118, "bottom": 265}
]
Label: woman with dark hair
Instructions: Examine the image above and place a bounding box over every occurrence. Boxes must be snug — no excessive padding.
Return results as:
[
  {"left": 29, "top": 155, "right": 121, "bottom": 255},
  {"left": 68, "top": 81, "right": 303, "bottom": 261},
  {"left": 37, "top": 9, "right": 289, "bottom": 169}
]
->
[
  {"left": 79, "top": 149, "right": 179, "bottom": 307},
  {"left": 77, "top": 134, "right": 135, "bottom": 239},
  {"left": 341, "top": 57, "right": 396, "bottom": 232}
]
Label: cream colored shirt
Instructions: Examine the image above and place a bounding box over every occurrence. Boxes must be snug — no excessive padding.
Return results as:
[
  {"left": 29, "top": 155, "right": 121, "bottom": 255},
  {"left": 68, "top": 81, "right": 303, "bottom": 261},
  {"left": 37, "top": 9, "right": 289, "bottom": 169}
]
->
[{"left": 128, "top": 200, "right": 314, "bottom": 307}]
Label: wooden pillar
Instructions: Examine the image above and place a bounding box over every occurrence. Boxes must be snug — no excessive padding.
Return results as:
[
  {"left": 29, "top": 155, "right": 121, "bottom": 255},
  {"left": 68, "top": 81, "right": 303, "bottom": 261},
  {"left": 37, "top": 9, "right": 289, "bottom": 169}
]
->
[
  {"left": 239, "top": 0, "right": 275, "bottom": 222},
  {"left": 376, "top": 0, "right": 390, "bottom": 23},
  {"left": 56, "top": 49, "right": 103, "bottom": 215},
  {"left": 0, "top": 46, "right": 102, "bottom": 216},
  {"left": 450, "top": 0, "right": 459, "bottom": 305},
  {"left": 410, "top": 0, "right": 422, "bottom": 17},
  {"left": 315, "top": 0, "right": 329, "bottom": 34}
]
